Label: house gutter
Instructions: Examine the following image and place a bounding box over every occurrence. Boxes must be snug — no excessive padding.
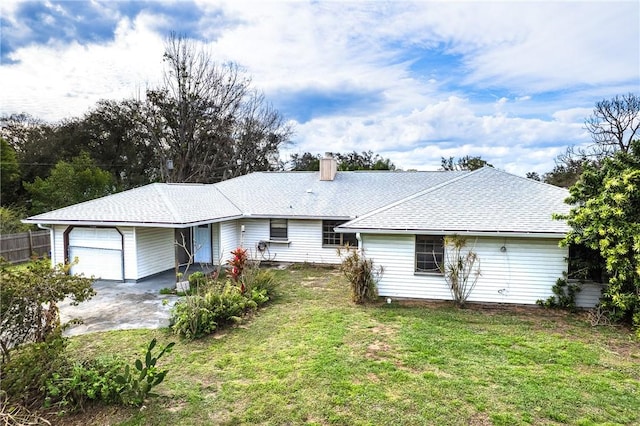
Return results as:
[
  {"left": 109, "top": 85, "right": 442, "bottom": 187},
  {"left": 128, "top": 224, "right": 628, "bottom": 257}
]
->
[
  {"left": 334, "top": 228, "right": 567, "bottom": 239},
  {"left": 36, "top": 223, "right": 55, "bottom": 262},
  {"left": 22, "top": 214, "right": 245, "bottom": 229}
]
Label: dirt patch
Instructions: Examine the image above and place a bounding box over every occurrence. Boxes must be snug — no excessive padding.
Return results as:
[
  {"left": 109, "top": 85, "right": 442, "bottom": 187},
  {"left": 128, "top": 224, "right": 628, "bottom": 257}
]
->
[
  {"left": 468, "top": 412, "right": 493, "bottom": 426},
  {"left": 366, "top": 372, "right": 380, "bottom": 383},
  {"left": 50, "top": 404, "right": 136, "bottom": 426},
  {"left": 166, "top": 401, "right": 188, "bottom": 413},
  {"left": 603, "top": 337, "right": 640, "bottom": 361},
  {"left": 366, "top": 339, "right": 392, "bottom": 360},
  {"left": 369, "top": 324, "right": 397, "bottom": 336}
]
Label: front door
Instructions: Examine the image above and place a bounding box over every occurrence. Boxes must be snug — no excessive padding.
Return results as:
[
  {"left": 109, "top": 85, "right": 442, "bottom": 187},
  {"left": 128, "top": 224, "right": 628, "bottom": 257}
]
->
[{"left": 193, "top": 225, "right": 212, "bottom": 264}]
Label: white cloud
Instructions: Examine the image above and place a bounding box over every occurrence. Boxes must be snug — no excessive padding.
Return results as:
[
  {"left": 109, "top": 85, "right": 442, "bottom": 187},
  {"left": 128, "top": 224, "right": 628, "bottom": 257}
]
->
[
  {"left": 0, "top": 14, "right": 165, "bottom": 120},
  {"left": 386, "top": 2, "right": 639, "bottom": 92},
  {"left": 1, "top": 1, "right": 637, "bottom": 178},
  {"left": 284, "top": 96, "right": 587, "bottom": 175}
]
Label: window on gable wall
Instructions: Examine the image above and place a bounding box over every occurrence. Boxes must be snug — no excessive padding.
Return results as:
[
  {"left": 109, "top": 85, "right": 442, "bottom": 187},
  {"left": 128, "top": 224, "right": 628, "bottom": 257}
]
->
[
  {"left": 270, "top": 219, "right": 288, "bottom": 240},
  {"left": 415, "top": 235, "right": 444, "bottom": 273},
  {"left": 322, "top": 220, "right": 358, "bottom": 247}
]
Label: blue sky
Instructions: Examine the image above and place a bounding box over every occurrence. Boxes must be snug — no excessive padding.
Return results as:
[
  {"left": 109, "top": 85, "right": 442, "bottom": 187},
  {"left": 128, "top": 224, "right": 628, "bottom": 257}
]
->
[{"left": 1, "top": 1, "right": 638, "bottom": 175}]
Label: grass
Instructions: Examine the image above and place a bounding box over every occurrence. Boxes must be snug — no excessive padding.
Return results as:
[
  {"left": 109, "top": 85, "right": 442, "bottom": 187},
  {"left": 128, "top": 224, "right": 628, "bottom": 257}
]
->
[{"left": 62, "top": 265, "right": 639, "bottom": 425}]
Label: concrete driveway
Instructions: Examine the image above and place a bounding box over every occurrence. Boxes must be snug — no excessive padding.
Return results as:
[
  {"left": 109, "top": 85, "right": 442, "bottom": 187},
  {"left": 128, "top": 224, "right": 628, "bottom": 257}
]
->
[{"left": 59, "top": 270, "right": 179, "bottom": 336}]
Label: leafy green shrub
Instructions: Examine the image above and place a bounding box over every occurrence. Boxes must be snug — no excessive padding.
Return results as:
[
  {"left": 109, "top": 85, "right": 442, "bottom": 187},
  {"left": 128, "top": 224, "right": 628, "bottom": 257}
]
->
[
  {"left": 536, "top": 278, "right": 582, "bottom": 312},
  {"left": 0, "top": 258, "right": 95, "bottom": 363},
  {"left": 2, "top": 335, "right": 174, "bottom": 412},
  {"left": 45, "top": 356, "right": 124, "bottom": 412},
  {"left": 0, "top": 336, "right": 67, "bottom": 410},
  {"left": 171, "top": 277, "right": 273, "bottom": 339},
  {"left": 188, "top": 271, "right": 207, "bottom": 291},
  {"left": 171, "top": 295, "right": 217, "bottom": 339},
  {"left": 250, "top": 288, "right": 270, "bottom": 306},
  {"left": 338, "top": 247, "right": 381, "bottom": 304},
  {"left": 115, "top": 338, "right": 175, "bottom": 407},
  {"left": 244, "top": 268, "right": 279, "bottom": 299},
  {"left": 205, "top": 283, "right": 256, "bottom": 321}
]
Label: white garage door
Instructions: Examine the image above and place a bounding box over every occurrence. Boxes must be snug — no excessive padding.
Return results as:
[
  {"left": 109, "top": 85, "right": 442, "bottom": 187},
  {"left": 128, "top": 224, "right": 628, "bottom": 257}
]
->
[{"left": 68, "top": 228, "right": 123, "bottom": 280}]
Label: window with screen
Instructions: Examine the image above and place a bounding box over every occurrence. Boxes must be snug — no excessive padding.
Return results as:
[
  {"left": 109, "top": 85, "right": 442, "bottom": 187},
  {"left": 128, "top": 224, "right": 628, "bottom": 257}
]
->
[{"left": 415, "top": 235, "right": 444, "bottom": 273}]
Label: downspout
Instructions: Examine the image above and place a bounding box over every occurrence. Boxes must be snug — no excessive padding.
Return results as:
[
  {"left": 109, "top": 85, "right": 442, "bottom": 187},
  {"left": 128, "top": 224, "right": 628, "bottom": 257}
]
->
[
  {"left": 356, "top": 232, "right": 363, "bottom": 254},
  {"left": 37, "top": 224, "right": 54, "bottom": 264}
]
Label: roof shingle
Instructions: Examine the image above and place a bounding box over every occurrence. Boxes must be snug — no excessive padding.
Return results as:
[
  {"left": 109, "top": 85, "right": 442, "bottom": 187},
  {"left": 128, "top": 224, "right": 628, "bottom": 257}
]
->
[
  {"left": 25, "top": 168, "right": 570, "bottom": 235},
  {"left": 337, "top": 167, "right": 570, "bottom": 234}
]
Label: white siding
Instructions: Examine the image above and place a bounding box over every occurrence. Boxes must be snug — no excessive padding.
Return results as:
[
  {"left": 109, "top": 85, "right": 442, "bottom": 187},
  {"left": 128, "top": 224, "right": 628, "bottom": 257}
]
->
[
  {"left": 361, "top": 234, "right": 594, "bottom": 307},
  {"left": 135, "top": 227, "right": 174, "bottom": 280},
  {"left": 51, "top": 225, "right": 66, "bottom": 265},
  {"left": 574, "top": 282, "right": 604, "bottom": 308},
  {"left": 211, "top": 223, "right": 220, "bottom": 264},
  {"left": 120, "top": 227, "right": 136, "bottom": 281},
  {"left": 219, "top": 221, "right": 239, "bottom": 263},
  {"left": 239, "top": 218, "right": 343, "bottom": 264}
]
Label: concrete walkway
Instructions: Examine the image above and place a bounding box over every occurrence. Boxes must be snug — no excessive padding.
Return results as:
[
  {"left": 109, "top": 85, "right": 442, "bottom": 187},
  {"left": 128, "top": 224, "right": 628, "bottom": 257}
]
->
[{"left": 60, "top": 269, "right": 180, "bottom": 336}]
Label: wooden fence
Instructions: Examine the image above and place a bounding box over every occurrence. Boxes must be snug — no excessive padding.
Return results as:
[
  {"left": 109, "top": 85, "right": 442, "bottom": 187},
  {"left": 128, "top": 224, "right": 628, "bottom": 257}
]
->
[{"left": 0, "top": 230, "right": 51, "bottom": 264}]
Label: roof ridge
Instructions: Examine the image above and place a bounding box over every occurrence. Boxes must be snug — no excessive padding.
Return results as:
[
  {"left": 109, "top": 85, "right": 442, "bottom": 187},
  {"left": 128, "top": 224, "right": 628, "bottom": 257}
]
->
[
  {"left": 211, "top": 183, "right": 243, "bottom": 215},
  {"left": 342, "top": 170, "right": 474, "bottom": 226},
  {"left": 155, "top": 184, "right": 184, "bottom": 223}
]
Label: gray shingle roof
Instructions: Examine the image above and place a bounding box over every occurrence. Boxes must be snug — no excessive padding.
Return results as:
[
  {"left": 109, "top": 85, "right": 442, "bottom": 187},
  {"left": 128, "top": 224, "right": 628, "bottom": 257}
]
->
[
  {"left": 337, "top": 167, "right": 570, "bottom": 235},
  {"left": 25, "top": 168, "right": 570, "bottom": 235},
  {"left": 25, "top": 183, "right": 242, "bottom": 226},
  {"left": 214, "top": 171, "right": 466, "bottom": 218}
]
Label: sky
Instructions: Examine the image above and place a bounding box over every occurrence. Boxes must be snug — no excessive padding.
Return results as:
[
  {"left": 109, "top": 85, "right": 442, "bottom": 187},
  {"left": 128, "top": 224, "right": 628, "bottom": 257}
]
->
[{"left": 1, "top": 1, "right": 638, "bottom": 176}]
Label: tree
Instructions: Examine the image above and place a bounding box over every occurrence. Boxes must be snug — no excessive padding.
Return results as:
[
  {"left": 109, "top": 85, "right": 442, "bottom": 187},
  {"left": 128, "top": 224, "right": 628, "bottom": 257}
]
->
[
  {"left": 0, "top": 114, "right": 59, "bottom": 195},
  {"left": 547, "top": 94, "right": 639, "bottom": 186},
  {"left": 24, "top": 152, "right": 115, "bottom": 214},
  {"left": 289, "top": 151, "right": 396, "bottom": 171},
  {"left": 1, "top": 103, "right": 159, "bottom": 193},
  {"left": 525, "top": 171, "right": 541, "bottom": 181},
  {"left": 437, "top": 235, "right": 481, "bottom": 307},
  {"left": 79, "top": 99, "right": 157, "bottom": 189},
  {"left": 0, "top": 137, "right": 21, "bottom": 205},
  {"left": 558, "top": 140, "right": 640, "bottom": 331},
  {"left": 543, "top": 148, "right": 590, "bottom": 188},
  {"left": 440, "top": 155, "right": 492, "bottom": 171},
  {"left": 585, "top": 93, "right": 639, "bottom": 156},
  {"left": 142, "top": 33, "right": 292, "bottom": 183},
  {"left": 290, "top": 152, "right": 321, "bottom": 171},
  {"left": 0, "top": 206, "right": 31, "bottom": 234},
  {"left": 335, "top": 151, "right": 396, "bottom": 171},
  {"left": 0, "top": 258, "right": 95, "bottom": 362}
]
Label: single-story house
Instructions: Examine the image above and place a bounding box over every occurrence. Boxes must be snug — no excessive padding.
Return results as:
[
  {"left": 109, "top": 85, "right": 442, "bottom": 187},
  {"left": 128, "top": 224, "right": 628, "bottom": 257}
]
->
[{"left": 24, "top": 155, "right": 602, "bottom": 307}]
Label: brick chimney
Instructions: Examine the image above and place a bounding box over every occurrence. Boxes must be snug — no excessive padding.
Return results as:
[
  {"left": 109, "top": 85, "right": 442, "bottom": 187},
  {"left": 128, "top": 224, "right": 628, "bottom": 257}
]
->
[{"left": 319, "top": 152, "right": 337, "bottom": 181}]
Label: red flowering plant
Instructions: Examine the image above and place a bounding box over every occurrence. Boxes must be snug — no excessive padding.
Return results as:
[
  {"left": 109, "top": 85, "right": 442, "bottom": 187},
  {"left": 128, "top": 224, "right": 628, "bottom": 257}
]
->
[{"left": 227, "top": 248, "right": 248, "bottom": 293}]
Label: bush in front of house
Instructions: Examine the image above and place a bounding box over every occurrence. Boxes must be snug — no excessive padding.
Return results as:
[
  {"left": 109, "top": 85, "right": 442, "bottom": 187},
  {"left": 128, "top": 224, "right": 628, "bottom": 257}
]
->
[
  {"left": 338, "top": 246, "right": 382, "bottom": 304},
  {"left": 170, "top": 281, "right": 269, "bottom": 339},
  {"left": 536, "top": 277, "right": 582, "bottom": 312},
  {"left": 2, "top": 335, "right": 174, "bottom": 414},
  {"left": 170, "top": 250, "right": 277, "bottom": 339},
  {"left": 0, "top": 259, "right": 176, "bottom": 414}
]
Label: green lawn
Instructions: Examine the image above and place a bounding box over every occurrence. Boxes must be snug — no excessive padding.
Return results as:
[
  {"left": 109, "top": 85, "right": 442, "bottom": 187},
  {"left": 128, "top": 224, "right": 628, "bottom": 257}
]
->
[{"left": 64, "top": 265, "right": 639, "bottom": 425}]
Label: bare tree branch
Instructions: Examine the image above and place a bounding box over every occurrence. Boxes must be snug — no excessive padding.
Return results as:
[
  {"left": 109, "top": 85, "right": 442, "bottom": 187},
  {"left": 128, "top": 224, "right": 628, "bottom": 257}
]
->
[
  {"left": 585, "top": 93, "right": 640, "bottom": 154},
  {"left": 141, "top": 33, "right": 292, "bottom": 183}
]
